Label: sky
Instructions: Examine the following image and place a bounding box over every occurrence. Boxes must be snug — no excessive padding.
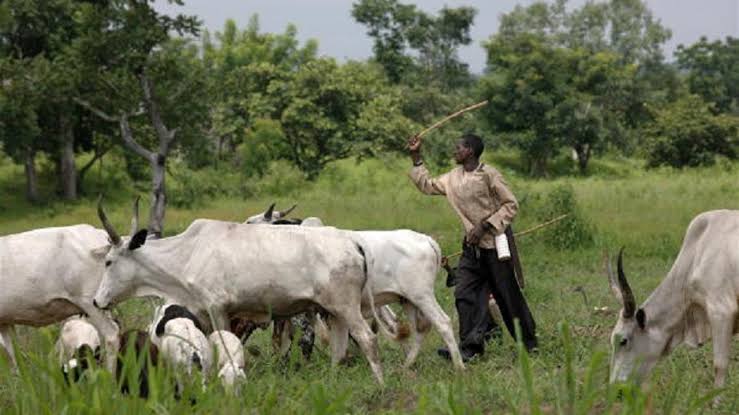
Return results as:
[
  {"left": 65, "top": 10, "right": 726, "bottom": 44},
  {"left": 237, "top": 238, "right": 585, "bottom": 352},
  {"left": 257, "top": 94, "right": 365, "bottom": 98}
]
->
[{"left": 154, "top": 0, "right": 739, "bottom": 73}]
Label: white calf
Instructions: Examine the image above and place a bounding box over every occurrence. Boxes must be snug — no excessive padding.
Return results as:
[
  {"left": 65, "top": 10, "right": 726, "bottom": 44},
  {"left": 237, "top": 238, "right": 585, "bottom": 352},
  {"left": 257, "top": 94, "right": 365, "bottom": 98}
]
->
[
  {"left": 208, "top": 330, "right": 246, "bottom": 387},
  {"left": 56, "top": 315, "right": 102, "bottom": 379}
]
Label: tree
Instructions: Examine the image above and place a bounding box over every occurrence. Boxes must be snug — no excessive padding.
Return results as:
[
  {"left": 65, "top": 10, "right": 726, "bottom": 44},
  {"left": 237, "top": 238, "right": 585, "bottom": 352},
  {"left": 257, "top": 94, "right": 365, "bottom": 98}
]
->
[
  {"left": 0, "top": 57, "right": 45, "bottom": 202},
  {"left": 352, "top": 0, "right": 476, "bottom": 90},
  {"left": 0, "top": 0, "right": 83, "bottom": 201},
  {"left": 676, "top": 36, "right": 739, "bottom": 115},
  {"left": 201, "top": 17, "right": 317, "bottom": 169},
  {"left": 74, "top": 0, "right": 202, "bottom": 237},
  {"left": 272, "top": 59, "right": 414, "bottom": 179},
  {"left": 497, "top": 0, "right": 675, "bottom": 128},
  {"left": 482, "top": 34, "right": 636, "bottom": 175},
  {"left": 645, "top": 95, "right": 738, "bottom": 168}
]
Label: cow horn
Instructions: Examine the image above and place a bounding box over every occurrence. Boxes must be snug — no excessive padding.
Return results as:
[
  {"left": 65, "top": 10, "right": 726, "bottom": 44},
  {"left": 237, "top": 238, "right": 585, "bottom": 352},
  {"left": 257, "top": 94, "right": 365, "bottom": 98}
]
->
[
  {"left": 279, "top": 204, "right": 297, "bottom": 218},
  {"left": 129, "top": 196, "right": 140, "bottom": 237},
  {"left": 97, "top": 195, "right": 121, "bottom": 246},
  {"left": 603, "top": 250, "right": 623, "bottom": 304},
  {"left": 617, "top": 247, "right": 636, "bottom": 318},
  {"left": 264, "top": 203, "right": 276, "bottom": 220}
]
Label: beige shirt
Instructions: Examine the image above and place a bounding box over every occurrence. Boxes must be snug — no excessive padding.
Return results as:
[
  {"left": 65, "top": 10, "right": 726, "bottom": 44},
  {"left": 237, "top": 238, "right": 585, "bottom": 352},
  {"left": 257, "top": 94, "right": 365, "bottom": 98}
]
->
[{"left": 409, "top": 163, "right": 518, "bottom": 249}]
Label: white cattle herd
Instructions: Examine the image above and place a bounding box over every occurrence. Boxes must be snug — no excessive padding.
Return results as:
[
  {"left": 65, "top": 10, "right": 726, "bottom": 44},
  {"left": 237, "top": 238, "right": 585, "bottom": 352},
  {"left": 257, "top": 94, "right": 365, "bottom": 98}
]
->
[{"left": 0, "top": 197, "right": 738, "bottom": 395}]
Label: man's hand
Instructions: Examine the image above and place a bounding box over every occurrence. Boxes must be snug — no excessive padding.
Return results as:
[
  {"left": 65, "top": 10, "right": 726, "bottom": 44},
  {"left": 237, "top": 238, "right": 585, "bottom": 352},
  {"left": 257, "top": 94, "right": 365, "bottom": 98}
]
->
[
  {"left": 441, "top": 256, "right": 450, "bottom": 270},
  {"left": 466, "top": 220, "right": 492, "bottom": 246},
  {"left": 407, "top": 135, "right": 422, "bottom": 153}
]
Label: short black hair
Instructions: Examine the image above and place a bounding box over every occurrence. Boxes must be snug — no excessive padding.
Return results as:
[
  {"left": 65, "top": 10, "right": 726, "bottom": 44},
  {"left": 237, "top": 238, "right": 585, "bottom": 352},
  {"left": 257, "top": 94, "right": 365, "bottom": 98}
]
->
[{"left": 461, "top": 133, "right": 484, "bottom": 158}]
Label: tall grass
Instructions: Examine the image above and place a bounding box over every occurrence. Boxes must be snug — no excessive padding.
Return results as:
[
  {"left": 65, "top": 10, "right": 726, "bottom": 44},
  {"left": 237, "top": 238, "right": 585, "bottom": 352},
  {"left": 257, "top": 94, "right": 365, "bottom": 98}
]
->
[{"left": 1, "top": 153, "right": 738, "bottom": 413}]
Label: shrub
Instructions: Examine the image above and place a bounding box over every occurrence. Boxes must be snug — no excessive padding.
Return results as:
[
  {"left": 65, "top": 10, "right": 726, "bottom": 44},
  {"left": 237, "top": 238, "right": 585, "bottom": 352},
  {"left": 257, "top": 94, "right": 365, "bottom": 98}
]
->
[
  {"left": 645, "top": 95, "right": 739, "bottom": 168},
  {"left": 531, "top": 184, "right": 594, "bottom": 249}
]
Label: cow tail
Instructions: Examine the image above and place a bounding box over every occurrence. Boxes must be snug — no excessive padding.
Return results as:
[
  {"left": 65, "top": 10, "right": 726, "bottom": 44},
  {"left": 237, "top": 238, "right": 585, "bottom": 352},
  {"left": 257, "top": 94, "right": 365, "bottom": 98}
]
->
[
  {"left": 426, "top": 235, "right": 443, "bottom": 275},
  {"left": 353, "top": 234, "right": 397, "bottom": 341}
]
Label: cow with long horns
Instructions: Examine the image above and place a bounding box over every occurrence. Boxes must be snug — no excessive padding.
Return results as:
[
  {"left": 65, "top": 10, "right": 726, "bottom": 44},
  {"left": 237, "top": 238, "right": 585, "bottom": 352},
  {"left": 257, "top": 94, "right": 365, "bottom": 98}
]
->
[
  {"left": 606, "top": 210, "right": 739, "bottom": 397},
  {"left": 93, "top": 198, "right": 386, "bottom": 384}
]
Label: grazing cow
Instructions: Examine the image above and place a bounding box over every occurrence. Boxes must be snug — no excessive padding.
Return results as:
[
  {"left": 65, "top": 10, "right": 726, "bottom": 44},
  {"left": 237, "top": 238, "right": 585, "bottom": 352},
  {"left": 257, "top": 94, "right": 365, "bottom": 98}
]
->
[
  {"left": 117, "top": 329, "right": 159, "bottom": 398},
  {"left": 245, "top": 204, "right": 464, "bottom": 370},
  {"left": 606, "top": 210, "right": 739, "bottom": 395},
  {"left": 209, "top": 330, "right": 246, "bottom": 387},
  {"left": 93, "top": 199, "right": 385, "bottom": 383},
  {"left": 149, "top": 304, "right": 212, "bottom": 376},
  {"left": 56, "top": 315, "right": 102, "bottom": 383},
  {"left": 0, "top": 223, "right": 122, "bottom": 372}
]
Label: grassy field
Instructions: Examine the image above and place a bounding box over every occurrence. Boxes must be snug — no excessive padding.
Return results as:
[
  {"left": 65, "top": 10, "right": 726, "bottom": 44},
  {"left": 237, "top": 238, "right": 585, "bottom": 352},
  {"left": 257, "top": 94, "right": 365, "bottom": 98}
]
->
[{"left": 0, "top": 151, "right": 737, "bottom": 414}]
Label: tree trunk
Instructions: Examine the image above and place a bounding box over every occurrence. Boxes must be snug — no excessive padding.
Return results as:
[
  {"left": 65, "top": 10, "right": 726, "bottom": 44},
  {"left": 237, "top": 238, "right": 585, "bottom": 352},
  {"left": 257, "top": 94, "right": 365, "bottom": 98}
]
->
[
  {"left": 575, "top": 144, "right": 591, "bottom": 174},
  {"left": 147, "top": 154, "right": 167, "bottom": 238},
  {"left": 24, "top": 150, "right": 39, "bottom": 203},
  {"left": 59, "top": 116, "right": 77, "bottom": 200}
]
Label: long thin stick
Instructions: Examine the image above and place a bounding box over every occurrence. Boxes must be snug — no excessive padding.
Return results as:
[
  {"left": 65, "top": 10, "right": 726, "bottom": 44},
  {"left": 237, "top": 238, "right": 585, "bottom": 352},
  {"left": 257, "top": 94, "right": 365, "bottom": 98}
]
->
[
  {"left": 415, "top": 100, "right": 488, "bottom": 138},
  {"left": 444, "top": 214, "right": 570, "bottom": 260}
]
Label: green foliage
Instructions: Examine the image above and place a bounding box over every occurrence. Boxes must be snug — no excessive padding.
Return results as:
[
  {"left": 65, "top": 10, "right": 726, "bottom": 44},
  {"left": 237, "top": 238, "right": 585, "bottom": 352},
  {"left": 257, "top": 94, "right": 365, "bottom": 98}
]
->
[
  {"left": 676, "top": 36, "right": 739, "bottom": 114},
  {"left": 526, "top": 184, "right": 594, "bottom": 249},
  {"left": 486, "top": 0, "right": 674, "bottom": 174},
  {"left": 239, "top": 118, "right": 287, "bottom": 178},
  {"left": 645, "top": 95, "right": 739, "bottom": 168},
  {"left": 352, "top": 0, "right": 476, "bottom": 90},
  {"left": 276, "top": 59, "right": 412, "bottom": 179}
]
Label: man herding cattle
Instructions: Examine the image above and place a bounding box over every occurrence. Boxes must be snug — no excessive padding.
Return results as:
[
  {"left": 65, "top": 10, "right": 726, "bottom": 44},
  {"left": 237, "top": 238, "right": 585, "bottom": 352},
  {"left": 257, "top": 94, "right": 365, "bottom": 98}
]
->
[{"left": 407, "top": 133, "right": 538, "bottom": 361}]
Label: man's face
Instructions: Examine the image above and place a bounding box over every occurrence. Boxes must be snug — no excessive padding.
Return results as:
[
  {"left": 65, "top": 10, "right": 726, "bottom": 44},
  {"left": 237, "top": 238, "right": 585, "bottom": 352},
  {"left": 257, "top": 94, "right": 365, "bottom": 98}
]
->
[{"left": 454, "top": 140, "right": 472, "bottom": 164}]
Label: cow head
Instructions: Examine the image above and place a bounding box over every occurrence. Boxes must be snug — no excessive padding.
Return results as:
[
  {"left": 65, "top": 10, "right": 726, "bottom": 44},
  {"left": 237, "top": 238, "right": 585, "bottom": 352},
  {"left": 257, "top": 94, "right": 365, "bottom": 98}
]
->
[
  {"left": 606, "top": 249, "right": 667, "bottom": 384},
  {"left": 93, "top": 196, "right": 149, "bottom": 309},
  {"left": 244, "top": 202, "right": 297, "bottom": 224}
]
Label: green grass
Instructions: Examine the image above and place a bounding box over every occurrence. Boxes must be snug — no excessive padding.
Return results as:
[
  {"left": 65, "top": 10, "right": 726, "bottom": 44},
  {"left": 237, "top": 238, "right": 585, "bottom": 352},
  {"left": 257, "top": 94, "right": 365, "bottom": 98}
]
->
[{"left": 0, "top": 152, "right": 738, "bottom": 413}]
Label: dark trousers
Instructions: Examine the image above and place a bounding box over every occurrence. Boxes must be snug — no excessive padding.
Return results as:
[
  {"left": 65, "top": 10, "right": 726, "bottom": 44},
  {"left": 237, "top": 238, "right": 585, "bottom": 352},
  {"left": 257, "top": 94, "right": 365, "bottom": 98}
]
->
[{"left": 454, "top": 242, "right": 537, "bottom": 353}]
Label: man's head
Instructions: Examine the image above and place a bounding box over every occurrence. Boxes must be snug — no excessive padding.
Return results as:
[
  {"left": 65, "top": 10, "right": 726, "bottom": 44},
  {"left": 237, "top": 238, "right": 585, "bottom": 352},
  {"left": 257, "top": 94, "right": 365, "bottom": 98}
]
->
[{"left": 454, "top": 133, "right": 484, "bottom": 164}]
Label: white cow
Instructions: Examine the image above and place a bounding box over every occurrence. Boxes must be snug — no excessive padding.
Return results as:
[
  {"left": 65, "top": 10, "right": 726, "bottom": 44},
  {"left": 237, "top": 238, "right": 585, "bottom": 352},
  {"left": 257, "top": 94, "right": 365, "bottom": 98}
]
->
[
  {"left": 607, "top": 210, "right": 739, "bottom": 396},
  {"left": 92, "top": 199, "right": 385, "bottom": 384},
  {"left": 245, "top": 205, "right": 464, "bottom": 370},
  {"left": 209, "top": 330, "right": 246, "bottom": 387},
  {"left": 0, "top": 223, "right": 121, "bottom": 372},
  {"left": 56, "top": 315, "right": 102, "bottom": 380}
]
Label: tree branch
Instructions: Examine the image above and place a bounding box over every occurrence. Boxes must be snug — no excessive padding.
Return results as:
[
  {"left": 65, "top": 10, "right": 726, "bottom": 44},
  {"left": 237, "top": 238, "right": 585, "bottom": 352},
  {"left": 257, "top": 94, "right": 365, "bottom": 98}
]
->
[
  {"left": 74, "top": 98, "right": 119, "bottom": 123},
  {"left": 78, "top": 142, "right": 113, "bottom": 180},
  {"left": 140, "top": 72, "right": 177, "bottom": 154},
  {"left": 119, "top": 113, "right": 154, "bottom": 161}
]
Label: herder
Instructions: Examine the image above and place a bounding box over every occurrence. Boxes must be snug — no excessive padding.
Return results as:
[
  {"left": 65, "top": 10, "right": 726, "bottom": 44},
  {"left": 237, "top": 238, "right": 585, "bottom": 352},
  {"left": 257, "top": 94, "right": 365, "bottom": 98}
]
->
[{"left": 407, "top": 133, "right": 538, "bottom": 361}]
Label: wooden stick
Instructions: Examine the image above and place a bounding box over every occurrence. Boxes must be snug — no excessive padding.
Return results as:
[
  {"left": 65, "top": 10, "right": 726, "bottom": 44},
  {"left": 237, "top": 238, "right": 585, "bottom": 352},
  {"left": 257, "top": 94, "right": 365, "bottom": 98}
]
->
[
  {"left": 442, "top": 214, "right": 570, "bottom": 260},
  {"left": 415, "top": 100, "right": 488, "bottom": 138},
  {"left": 514, "top": 213, "right": 569, "bottom": 237}
]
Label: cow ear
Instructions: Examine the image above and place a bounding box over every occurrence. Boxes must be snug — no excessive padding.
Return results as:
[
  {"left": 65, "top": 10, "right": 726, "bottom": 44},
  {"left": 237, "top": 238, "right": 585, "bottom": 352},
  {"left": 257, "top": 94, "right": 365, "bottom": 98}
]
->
[
  {"left": 128, "top": 229, "right": 148, "bottom": 251},
  {"left": 636, "top": 308, "right": 646, "bottom": 330},
  {"left": 90, "top": 245, "right": 111, "bottom": 260}
]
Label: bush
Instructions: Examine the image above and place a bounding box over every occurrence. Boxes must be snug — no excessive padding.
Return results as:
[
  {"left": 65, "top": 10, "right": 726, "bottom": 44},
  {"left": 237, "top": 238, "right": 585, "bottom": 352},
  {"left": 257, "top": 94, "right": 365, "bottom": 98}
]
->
[
  {"left": 645, "top": 95, "right": 739, "bottom": 168},
  {"left": 530, "top": 184, "right": 594, "bottom": 249}
]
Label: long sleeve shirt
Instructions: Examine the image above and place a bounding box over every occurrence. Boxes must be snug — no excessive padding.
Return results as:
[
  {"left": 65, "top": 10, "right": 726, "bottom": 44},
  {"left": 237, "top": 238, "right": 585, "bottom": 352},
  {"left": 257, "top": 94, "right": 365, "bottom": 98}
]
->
[{"left": 409, "top": 163, "right": 518, "bottom": 249}]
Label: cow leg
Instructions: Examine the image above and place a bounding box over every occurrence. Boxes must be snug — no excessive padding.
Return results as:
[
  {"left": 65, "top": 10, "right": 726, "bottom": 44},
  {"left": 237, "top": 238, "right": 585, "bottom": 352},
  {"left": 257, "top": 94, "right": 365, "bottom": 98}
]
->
[
  {"left": 709, "top": 308, "right": 736, "bottom": 393},
  {"left": 272, "top": 320, "right": 292, "bottom": 357},
  {"left": 0, "top": 325, "right": 17, "bottom": 369},
  {"left": 413, "top": 296, "right": 465, "bottom": 370},
  {"left": 402, "top": 303, "right": 431, "bottom": 369},
  {"left": 340, "top": 308, "right": 384, "bottom": 385},
  {"left": 327, "top": 316, "right": 349, "bottom": 365},
  {"left": 79, "top": 304, "right": 120, "bottom": 374},
  {"left": 314, "top": 314, "right": 331, "bottom": 348}
]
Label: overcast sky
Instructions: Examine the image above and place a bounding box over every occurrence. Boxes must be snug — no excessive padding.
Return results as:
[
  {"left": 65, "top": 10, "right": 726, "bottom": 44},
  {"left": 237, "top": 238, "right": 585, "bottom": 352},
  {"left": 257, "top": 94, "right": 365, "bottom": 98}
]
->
[{"left": 154, "top": 0, "right": 739, "bottom": 73}]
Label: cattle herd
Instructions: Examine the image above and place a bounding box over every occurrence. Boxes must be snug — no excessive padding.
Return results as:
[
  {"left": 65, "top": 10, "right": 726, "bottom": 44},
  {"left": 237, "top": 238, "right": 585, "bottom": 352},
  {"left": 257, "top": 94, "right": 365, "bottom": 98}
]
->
[{"left": 0, "top": 197, "right": 738, "bottom": 401}]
